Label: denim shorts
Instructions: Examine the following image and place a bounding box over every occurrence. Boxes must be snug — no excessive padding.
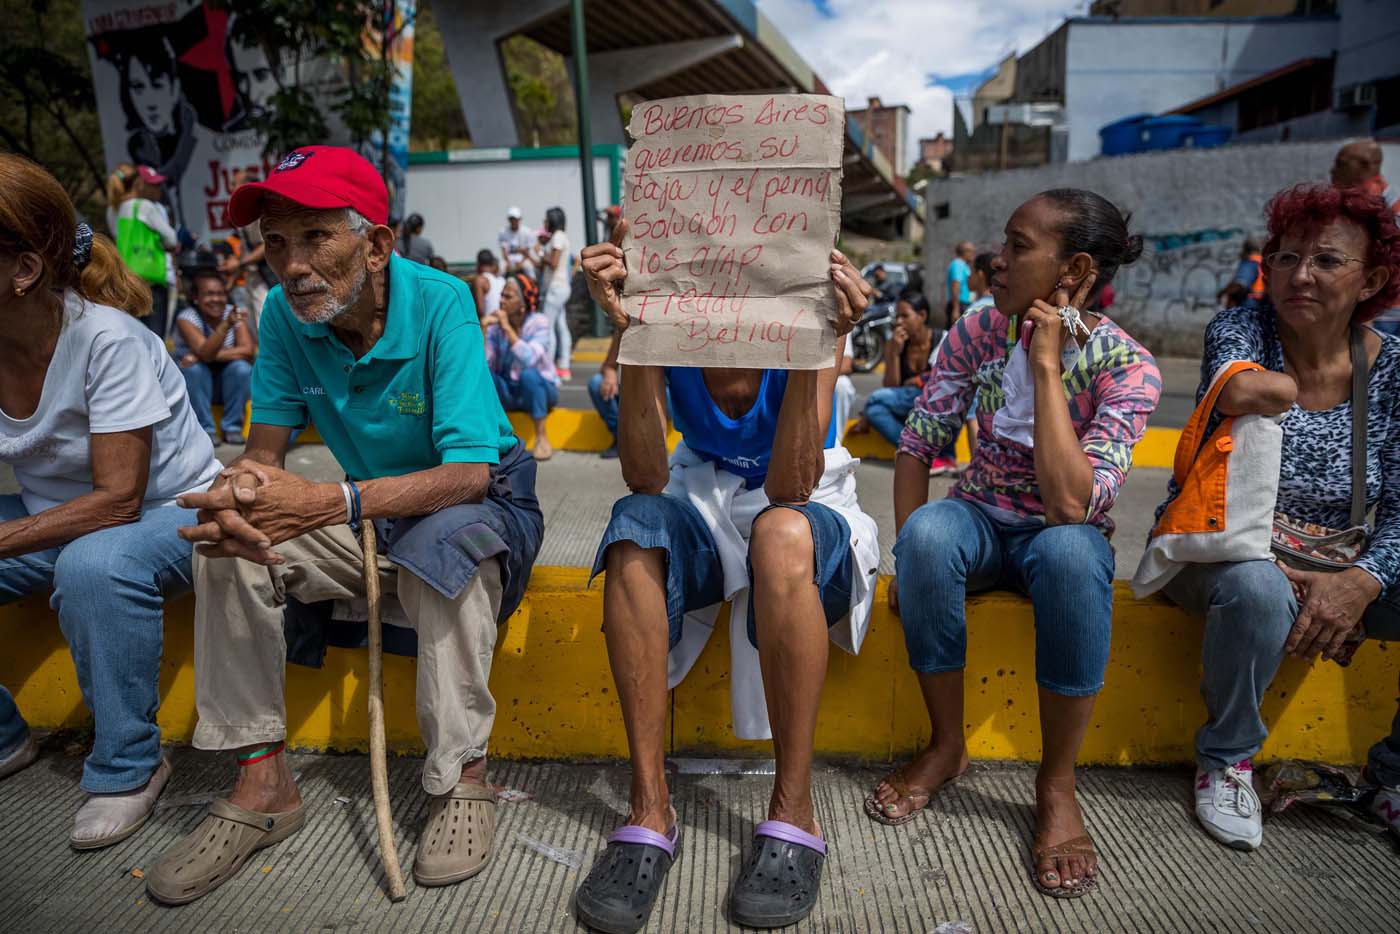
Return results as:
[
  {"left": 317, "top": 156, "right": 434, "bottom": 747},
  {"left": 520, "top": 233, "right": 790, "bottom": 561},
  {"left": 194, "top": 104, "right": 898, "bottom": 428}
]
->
[{"left": 590, "top": 493, "right": 853, "bottom": 649}]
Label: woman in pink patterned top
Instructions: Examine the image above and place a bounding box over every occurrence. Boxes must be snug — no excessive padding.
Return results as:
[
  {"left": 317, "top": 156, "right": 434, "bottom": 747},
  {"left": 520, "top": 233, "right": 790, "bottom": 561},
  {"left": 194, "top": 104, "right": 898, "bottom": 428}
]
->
[
  {"left": 866, "top": 190, "right": 1161, "bottom": 899},
  {"left": 484, "top": 273, "right": 560, "bottom": 460}
]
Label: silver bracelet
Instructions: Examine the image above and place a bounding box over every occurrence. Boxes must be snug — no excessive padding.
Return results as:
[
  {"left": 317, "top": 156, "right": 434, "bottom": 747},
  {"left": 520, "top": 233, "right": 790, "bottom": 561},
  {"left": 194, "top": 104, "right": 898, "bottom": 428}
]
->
[{"left": 339, "top": 481, "right": 354, "bottom": 524}]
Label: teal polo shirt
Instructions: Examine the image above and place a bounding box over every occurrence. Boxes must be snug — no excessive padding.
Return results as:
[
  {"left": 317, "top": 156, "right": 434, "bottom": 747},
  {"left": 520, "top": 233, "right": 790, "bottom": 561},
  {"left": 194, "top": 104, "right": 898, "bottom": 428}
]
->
[{"left": 250, "top": 253, "right": 517, "bottom": 479}]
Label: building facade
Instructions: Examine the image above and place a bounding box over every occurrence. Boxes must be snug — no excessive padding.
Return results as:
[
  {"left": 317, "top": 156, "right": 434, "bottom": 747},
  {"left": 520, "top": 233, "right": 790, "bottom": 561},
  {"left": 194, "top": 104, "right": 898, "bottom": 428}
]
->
[{"left": 849, "top": 96, "right": 912, "bottom": 179}]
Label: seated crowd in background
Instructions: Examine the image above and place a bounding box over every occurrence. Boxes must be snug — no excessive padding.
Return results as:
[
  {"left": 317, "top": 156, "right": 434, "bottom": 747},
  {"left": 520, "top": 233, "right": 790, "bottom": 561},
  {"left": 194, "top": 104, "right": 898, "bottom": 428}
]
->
[
  {"left": 484, "top": 272, "right": 560, "bottom": 461},
  {"left": 172, "top": 268, "right": 257, "bottom": 447}
]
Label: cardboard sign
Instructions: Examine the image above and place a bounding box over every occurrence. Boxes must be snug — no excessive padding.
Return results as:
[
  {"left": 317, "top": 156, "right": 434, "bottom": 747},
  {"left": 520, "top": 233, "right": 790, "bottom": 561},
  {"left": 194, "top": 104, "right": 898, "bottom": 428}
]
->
[{"left": 619, "top": 94, "right": 845, "bottom": 369}]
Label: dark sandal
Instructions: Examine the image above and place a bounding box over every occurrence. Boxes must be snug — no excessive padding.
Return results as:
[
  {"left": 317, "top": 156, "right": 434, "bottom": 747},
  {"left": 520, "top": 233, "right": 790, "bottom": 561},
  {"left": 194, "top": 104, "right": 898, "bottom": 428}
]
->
[
  {"left": 729, "top": 820, "right": 826, "bottom": 929},
  {"left": 863, "top": 765, "right": 958, "bottom": 826},
  {"left": 575, "top": 824, "right": 680, "bottom": 934},
  {"left": 1032, "top": 834, "right": 1100, "bottom": 899}
]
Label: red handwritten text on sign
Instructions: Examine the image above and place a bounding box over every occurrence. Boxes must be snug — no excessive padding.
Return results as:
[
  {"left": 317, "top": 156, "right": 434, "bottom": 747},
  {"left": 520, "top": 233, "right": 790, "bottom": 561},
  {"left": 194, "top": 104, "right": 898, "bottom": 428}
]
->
[{"left": 619, "top": 93, "right": 845, "bottom": 370}]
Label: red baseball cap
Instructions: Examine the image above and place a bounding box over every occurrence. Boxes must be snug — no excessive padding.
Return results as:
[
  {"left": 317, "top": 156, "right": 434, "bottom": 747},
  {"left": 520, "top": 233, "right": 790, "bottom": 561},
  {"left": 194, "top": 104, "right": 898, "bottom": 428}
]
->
[
  {"left": 227, "top": 145, "right": 388, "bottom": 228},
  {"left": 136, "top": 165, "right": 167, "bottom": 185}
]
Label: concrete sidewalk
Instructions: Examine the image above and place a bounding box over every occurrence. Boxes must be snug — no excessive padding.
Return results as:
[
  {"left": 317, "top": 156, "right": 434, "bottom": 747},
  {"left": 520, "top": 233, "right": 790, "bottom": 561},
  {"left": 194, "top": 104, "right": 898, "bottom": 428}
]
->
[{"left": 2, "top": 745, "right": 1395, "bottom": 933}]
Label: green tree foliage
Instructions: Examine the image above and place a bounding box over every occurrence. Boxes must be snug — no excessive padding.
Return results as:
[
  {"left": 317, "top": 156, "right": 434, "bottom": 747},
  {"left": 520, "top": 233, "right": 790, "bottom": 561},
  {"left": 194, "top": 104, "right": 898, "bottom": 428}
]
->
[
  {"left": 408, "top": 0, "right": 469, "bottom": 150},
  {"left": 500, "top": 35, "right": 577, "bottom": 148},
  {"left": 217, "top": 0, "right": 398, "bottom": 161},
  {"left": 906, "top": 162, "right": 941, "bottom": 187},
  {"left": 0, "top": 0, "right": 106, "bottom": 225},
  {"left": 408, "top": 14, "right": 577, "bottom": 151}
]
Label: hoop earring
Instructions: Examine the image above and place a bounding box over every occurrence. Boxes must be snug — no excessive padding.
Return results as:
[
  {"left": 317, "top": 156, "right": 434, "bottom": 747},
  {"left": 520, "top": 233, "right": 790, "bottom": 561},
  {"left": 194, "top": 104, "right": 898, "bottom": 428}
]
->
[{"left": 13, "top": 286, "right": 26, "bottom": 297}]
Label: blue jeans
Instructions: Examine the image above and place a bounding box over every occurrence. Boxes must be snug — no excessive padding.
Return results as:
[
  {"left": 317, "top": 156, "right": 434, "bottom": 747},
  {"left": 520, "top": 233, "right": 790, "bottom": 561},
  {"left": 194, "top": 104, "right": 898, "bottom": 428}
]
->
[
  {"left": 863, "top": 385, "right": 920, "bottom": 446},
  {"left": 1164, "top": 559, "right": 1400, "bottom": 781},
  {"left": 591, "top": 493, "right": 853, "bottom": 649},
  {"left": 587, "top": 372, "right": 620, "bottom": 437},
  {"left": 493, "top": 369, "right": 559, "bottom": 420},
  {"left": 182, "top": 359, "right": 252, "bottom": 437},
  {"left": 0, "top": 496, "right": 196, "bottom": 791},
  {"left": 894, "top": 498, "right": 1115, "bottom": 696},
  {"left": 544, "top": 288, "right": 572, "bottom": 371},
  {"left": 586, "top": 374, "right": 673, "bottom": 442}
]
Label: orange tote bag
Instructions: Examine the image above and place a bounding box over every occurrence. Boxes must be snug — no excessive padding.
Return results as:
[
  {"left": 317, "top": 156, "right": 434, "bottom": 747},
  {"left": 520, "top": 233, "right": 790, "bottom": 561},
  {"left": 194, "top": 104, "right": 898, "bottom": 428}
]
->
[{"left": 1132, "top": 361, "right": 1283, "bottom": 597}]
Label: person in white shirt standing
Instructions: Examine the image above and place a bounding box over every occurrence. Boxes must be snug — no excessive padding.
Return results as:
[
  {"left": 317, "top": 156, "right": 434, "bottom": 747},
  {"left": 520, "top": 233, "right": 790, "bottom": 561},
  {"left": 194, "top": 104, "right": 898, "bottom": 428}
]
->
[
  {"left": 0, "top": 154, "right": 221, "bottom": 849},
  {"left": 497, "top": 205, "right": 535, "bottom": 278},
  {"left": 114, "top": 164, "right": 180, "bottom": 339},
  {"left": 531, "top": 206, "right": 574, "bottom": 380}
]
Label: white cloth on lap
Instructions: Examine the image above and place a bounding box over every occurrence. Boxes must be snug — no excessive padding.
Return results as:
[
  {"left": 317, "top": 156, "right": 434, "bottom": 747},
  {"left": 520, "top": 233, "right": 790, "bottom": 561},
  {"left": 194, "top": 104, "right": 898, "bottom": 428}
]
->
[{"left": 664, "top": 442, "right": 880, "bottom": 740}]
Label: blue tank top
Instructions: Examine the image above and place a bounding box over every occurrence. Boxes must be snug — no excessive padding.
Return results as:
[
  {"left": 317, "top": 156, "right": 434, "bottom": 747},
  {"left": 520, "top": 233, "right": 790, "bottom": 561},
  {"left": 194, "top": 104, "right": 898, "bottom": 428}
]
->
[{"left": 665, "top": 368, "right": 837, "bottom": 487}]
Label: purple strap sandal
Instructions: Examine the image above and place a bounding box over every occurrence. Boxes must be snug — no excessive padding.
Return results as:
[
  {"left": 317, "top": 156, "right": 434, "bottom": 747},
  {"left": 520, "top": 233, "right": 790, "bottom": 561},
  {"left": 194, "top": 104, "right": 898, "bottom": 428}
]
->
[
  {"left": 729, "top": 820, "right": 827, "bottom": 928},
  {"left": 574, "top": 823, "right": 681, "bottom": 934}
]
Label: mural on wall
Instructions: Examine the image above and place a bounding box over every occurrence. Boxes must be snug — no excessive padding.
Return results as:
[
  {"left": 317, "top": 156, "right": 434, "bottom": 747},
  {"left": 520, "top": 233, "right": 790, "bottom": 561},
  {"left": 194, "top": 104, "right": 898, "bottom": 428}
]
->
[
  {"left": 1114, "top": 228, "right": 1255, "bottom": 346},
  {"left": 82, "top": 0, "right": 414, "bottom": 241}
]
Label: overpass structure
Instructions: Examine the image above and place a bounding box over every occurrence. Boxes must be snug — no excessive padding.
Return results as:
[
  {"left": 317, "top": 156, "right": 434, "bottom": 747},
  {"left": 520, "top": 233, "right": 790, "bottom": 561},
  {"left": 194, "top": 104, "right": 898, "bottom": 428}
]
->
[{"left": 435, "top": 0, "right": 918, "bottom": 239}]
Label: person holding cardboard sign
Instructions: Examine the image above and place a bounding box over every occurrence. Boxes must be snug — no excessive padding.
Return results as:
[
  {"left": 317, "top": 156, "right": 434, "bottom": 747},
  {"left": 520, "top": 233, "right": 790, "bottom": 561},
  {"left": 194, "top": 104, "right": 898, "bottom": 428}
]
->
[
  {"left": 872, "top": 190, "right": 1161, "bottom": 899},
  {"left": 573, "top": 221, "right": 878, "bottom": 932}
]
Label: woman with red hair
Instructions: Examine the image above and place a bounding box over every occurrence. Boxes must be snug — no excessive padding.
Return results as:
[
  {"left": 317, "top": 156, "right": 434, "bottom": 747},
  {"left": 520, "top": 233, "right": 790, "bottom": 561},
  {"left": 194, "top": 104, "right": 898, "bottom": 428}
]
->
[{"left": 1154, "top": 183, "right": 1400, "bottom": 850}]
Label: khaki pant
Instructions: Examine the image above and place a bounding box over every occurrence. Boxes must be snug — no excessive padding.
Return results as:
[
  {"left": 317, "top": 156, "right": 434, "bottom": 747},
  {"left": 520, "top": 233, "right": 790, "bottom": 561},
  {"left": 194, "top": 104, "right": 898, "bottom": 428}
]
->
[{"left": 192, "top": 525, "right": 503, "bottom": 795}]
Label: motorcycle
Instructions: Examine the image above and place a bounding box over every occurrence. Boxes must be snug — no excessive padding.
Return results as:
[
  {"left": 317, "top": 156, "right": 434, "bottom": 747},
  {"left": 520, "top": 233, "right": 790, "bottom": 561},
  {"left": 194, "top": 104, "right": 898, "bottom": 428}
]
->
[{"left": 848, "top": 298, "right": 896, "bottom": 373}]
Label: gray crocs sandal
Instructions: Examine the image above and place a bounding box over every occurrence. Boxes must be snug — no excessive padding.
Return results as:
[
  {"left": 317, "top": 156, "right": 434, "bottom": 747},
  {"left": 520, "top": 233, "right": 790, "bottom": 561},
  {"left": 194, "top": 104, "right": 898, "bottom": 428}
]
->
[
  {"left": 575, "top": 824, "right": 681, "bottom": 934},
  {"left": 729, "top": 820, "right": 826, "bottom": 929},
  {"left": 413, "top": 781, "right": 498, "bottom": 886},
  {"left": 146, "top": 799, "right": 306, "bottom": 905}
]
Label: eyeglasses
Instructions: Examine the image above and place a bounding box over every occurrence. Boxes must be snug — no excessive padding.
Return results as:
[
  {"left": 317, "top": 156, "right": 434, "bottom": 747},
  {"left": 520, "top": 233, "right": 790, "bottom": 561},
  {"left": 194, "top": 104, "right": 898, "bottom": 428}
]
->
[{"left": 1264, "top": 250, "right": 1364, "bottom": 274}]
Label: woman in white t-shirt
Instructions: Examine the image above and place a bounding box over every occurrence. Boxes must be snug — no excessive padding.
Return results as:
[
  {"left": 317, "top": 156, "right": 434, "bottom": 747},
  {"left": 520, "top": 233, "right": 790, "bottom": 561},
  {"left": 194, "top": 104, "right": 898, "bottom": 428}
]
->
[
  {"left": 531, "top": 206, "right": 574, "bottom": 379},
  {"left": 0, "top": 155, "right": 220, "bottom": 849}
]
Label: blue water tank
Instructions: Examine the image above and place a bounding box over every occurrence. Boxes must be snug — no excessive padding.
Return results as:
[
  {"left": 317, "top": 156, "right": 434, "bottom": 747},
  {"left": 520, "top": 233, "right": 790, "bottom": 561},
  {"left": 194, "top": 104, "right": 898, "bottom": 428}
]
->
[
  {"left": 1183, "top": 124, "right": 1233, "bottom": 149},
  {"left": 1098, "top": 113, "right": 1153, "bottom": 156},
  {"left": 1139, "top": 115, "right": 1203, "bottom": 151}
]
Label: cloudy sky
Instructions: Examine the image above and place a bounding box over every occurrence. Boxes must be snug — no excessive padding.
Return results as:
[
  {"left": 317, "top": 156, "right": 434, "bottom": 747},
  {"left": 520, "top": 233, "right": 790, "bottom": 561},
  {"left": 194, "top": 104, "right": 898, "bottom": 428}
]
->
[{"left": 757, "top": 0, "right": 1088, "bottom": 164}]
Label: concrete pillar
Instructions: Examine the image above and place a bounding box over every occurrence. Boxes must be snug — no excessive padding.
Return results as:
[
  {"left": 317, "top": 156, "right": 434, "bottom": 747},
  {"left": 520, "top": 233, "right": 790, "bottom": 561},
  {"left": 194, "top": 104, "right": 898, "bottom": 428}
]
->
[
  {"left": 435, "top": 0, "right": 567, "bottom": 147},
  {"left": 566, "top": 36, "right": 744, "bottom": 145}
]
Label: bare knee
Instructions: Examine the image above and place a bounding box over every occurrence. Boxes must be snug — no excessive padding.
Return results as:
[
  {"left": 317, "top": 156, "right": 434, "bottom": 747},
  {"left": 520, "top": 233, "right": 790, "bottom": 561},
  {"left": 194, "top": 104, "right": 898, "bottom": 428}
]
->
[
  {"left": 749, "top": 508, "right": 815, "bottom": 590},
  {"left": 604, "top": 539, "right": 666, "bottom": 581},
  {"left": 602, "top": 540, "right": 669, "bottom": 634}
]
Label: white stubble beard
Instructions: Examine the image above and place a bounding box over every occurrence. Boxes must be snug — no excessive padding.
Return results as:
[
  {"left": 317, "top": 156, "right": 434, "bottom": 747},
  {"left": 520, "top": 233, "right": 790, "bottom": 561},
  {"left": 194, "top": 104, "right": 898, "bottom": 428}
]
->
[{"left": 286, "top": 264, "right": 369, "bottom": 325}]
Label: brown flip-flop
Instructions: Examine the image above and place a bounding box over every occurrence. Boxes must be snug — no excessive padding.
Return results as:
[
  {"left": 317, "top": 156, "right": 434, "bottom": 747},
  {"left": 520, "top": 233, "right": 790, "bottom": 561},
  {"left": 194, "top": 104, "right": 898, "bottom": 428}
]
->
[
  {"left": 862, "top": 766, "right": 959, "bottom": 826},
  {"left": 1032, "top": 834, "right": 1100, "bottom": 898},
  {"left": 413, "top": 781, "right": 498, "bottom": 886},
  {"left": 146, "top": 799, "right": 306, "bottom": 905}
]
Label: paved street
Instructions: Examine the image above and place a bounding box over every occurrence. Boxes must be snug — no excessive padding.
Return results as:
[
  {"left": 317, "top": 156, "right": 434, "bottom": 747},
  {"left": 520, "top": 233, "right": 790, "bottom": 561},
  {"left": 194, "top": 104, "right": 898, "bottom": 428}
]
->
[{"left": 2, "top": 747, "right": 1396, "bottom": 934}]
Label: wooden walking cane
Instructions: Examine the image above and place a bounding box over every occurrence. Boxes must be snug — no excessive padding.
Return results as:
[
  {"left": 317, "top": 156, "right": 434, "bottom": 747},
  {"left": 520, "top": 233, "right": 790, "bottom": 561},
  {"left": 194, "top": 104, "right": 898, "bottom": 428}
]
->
[{"left": 361, "top": 520, "right": 408, "bottom": 901}]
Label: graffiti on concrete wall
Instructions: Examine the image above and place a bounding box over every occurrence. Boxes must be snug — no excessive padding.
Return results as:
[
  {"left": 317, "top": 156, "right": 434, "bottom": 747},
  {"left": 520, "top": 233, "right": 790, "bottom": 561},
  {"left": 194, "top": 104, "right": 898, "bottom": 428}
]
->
[{"left": 1113, "top": 228, "right": 1250, "bottom": 353}]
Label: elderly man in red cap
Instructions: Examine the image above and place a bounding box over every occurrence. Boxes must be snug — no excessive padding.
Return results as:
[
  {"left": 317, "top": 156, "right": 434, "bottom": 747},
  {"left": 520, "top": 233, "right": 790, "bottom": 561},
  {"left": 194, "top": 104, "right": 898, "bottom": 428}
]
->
[{"left": 146, "top": 146, "right": 543, "bottom": 904}]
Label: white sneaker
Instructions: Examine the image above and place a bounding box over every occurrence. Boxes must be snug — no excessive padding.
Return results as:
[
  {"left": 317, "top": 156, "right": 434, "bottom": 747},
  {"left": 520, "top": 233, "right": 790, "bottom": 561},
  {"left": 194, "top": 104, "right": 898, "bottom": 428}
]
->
[
  {"left": 0, "top": 734, "right": 38, "bottom": 780},
  {"left": 70, "top": 756, "right": 172, "bottom": 850},
  {"left": 1371, "top": 785, "right": 1400, "bottom": 835},
  {"left": 1194, "top": 759, "right": 1262, "bottom": 851}
]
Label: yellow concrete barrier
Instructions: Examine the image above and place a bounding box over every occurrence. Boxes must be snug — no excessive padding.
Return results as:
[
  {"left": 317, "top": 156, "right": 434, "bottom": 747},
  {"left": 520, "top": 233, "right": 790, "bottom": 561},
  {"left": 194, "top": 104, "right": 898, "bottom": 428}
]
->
[
  {"left": 2, "top": 572, "right": 1393, "bottom": 764},
  {"left": 204, "top": 402, "right": 1179, "bottom": 471},
  {"left": 510, "top": 409, "right": 1181, "bottom": 471}
]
